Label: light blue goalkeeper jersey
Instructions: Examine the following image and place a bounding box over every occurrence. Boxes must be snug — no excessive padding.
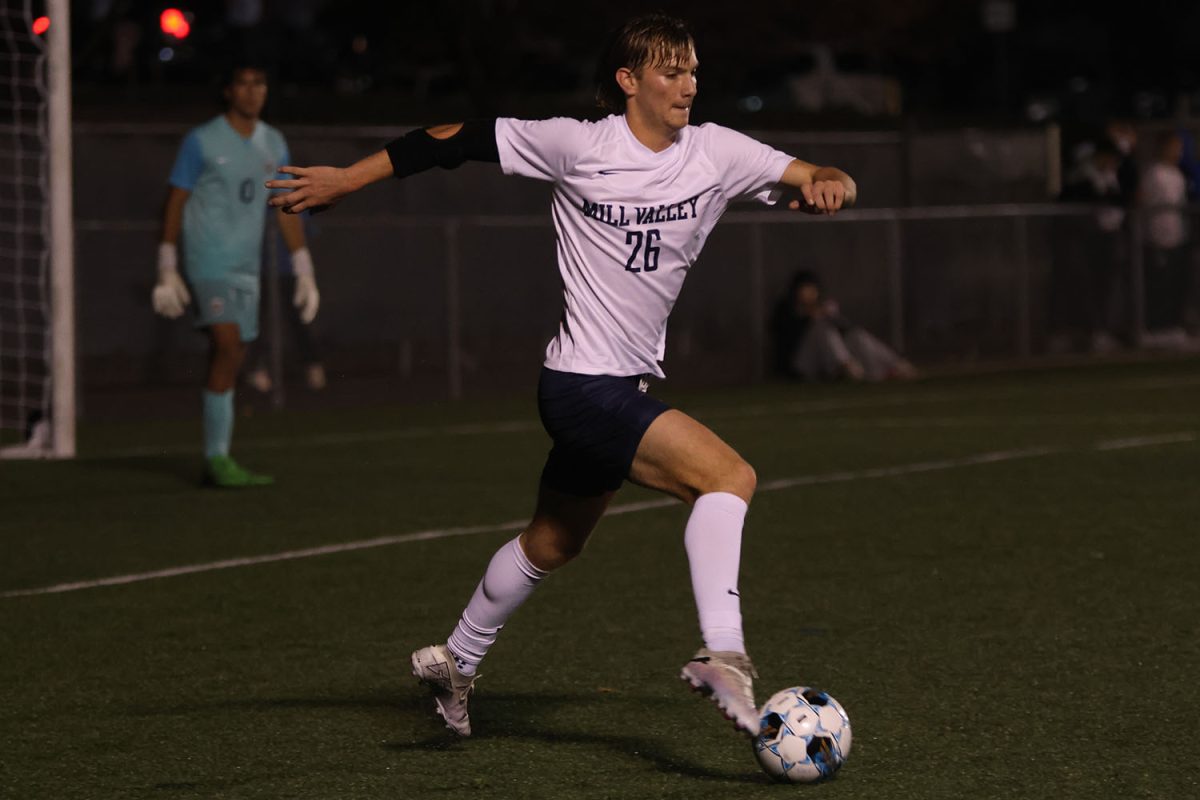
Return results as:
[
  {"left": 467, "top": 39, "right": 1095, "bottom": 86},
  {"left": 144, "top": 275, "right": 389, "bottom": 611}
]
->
[{"left": 168, "top": 115, "right": 290, "bottom": 282}]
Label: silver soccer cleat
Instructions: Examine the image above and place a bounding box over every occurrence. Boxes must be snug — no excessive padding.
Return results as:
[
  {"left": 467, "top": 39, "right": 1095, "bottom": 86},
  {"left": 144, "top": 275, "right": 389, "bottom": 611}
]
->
[
  {"left": 680, "top": 647, "right": 759, "bottom": 736},
  {"left": 411, "top": 643, "right": 478, "bottom": 736}
]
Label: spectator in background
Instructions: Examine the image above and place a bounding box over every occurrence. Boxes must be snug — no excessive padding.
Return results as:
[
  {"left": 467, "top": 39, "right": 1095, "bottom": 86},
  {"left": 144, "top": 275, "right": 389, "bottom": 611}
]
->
[
  {"left": 1103, "top": 119, "right": 1140, "bottom": 208},
  {"left": 1054, "top": 140, "right": 1126, "bottom": 353},
  {"left": 769, "top": 270, "right": 915, "bottom": 382},
  {"left": 1140, "top": 130, "right": 1191, "bottom": 346},
  {"left": 1178, "top": 130, "right": 1200, "bottom": 333},
  {"left": 1178, "top": 129, "right": 1200, "bottom": 201}
]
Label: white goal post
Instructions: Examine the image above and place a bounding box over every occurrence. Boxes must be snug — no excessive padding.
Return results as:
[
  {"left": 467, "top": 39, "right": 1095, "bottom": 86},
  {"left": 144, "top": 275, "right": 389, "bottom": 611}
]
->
[{"left": 0, "top": 0, "right": 74, "bottom": 459}]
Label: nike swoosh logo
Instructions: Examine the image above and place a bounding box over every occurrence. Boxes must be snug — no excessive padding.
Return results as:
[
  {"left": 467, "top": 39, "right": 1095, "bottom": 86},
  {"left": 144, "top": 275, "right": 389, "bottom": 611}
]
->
[{"left": 727, "top": 589, "right": 740, "bottom": 597}]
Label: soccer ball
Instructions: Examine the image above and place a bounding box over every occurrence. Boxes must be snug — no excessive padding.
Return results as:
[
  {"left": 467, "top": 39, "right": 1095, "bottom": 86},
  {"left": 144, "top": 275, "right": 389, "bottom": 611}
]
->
[{"left": 752, "top": 686, "right": 852, "bottom": 783}]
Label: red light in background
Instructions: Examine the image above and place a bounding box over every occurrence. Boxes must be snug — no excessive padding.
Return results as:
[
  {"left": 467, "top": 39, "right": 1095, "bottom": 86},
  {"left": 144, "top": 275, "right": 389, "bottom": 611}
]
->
[
  {"left": 160, "top": 8, "right": 190, "bottom": 39},
  {"left": 32, "top": 16, "right": 50, "bottom": 35}
]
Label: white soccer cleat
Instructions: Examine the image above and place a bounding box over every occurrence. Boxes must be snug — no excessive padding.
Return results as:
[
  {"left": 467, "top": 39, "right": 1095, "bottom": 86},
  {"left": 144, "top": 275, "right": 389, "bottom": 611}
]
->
[
  {"left": 680, "top": 647, "right": 759, "bottom": 736},
  {"left": 411, "top": 644, "right": 478, "bottom": 736}
]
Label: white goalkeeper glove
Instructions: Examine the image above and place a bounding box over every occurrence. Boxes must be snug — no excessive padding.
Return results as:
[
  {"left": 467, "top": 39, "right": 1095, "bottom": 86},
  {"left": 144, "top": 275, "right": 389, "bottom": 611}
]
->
[
  {"left": 290, "top": 247, "right": 320, "bottom": 324},
  {"left": 151, "top": 242, "right": 191, "bottom": 319}
]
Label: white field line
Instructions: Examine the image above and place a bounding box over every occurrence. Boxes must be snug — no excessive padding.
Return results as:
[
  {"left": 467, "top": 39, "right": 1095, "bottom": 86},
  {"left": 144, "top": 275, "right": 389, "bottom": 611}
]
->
[
  {"left": 95, "top": 412, "right": 1192, "bottom": 462},
  {"left": 729, "top": 413, "right": 1196, "bottom": 430},
  {"left": 91, "top": 393, "right": 955, "bottom": 460},
  {"left": 90, "top": 372, "right": 1200, "bottom": 460},
  {"left": 0, "top": 518, "right": 530, "bottom": 598},
  {"left": 5, "top": 431, "right": 1195, "bottom": 599},
  {"left": 757, "top": 446, "right": 1065, "bottom": 492},
  {"left": 98, "top": 420, "right": 544, "bottom": 459},
  {"left": 1093, "top": 432, "right": 1199, "bottom": 451}
]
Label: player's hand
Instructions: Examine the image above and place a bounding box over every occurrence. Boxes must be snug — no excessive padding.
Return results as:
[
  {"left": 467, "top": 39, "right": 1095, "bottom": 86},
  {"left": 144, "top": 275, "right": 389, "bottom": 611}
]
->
[
  {"left": 293, "top": 274, "right": 320, "bottom": 323},
  {"left": 788, "top": 180, "right": 850, "bottom": 215},
  {"left": 151, "top": 243, "right": 190, "bottom": 319},
  {"left": 152, "top": 275, "right": 190, "bottom": 318},
  {"left": 266, "top": 166, "right": 349, "bottom": 214},
  {"left": 290, "top": 247, "right": 320, "bottom": 323}
]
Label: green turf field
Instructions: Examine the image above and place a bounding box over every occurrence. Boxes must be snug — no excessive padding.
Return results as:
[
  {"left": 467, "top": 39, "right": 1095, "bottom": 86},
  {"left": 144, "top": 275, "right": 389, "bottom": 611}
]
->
[{"left": 3, "top": 359, "right": 1199, "bottom": 799}]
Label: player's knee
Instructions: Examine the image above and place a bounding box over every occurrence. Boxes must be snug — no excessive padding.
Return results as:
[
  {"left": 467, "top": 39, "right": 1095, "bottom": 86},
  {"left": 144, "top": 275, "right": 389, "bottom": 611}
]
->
[
  {"left": 727, "top": 458, "right": 757, "bottom": 501},
  {"left": 550, "top": 534, "right": 587, "bottom": 565},
  {"left": 521, "top": 528, "right": 586, "bottom": 571},
  {"left": 689, "top": 457, "right": 755, "bottom": 504},
  {"left": 527, "top": 543, "right": 579, "bottom": 572}
]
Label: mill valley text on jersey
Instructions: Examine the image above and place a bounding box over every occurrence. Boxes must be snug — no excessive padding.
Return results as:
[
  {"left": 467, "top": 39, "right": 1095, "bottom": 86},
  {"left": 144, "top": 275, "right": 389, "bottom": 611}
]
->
[{"left": 579, "top": 194, "right": 702, "bottom": 228}]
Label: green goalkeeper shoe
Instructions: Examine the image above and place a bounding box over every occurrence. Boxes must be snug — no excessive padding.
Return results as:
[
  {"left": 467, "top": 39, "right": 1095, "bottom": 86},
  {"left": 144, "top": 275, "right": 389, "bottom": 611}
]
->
[{"left": 204, "top": 455, "right": 274, "bottom": 488}]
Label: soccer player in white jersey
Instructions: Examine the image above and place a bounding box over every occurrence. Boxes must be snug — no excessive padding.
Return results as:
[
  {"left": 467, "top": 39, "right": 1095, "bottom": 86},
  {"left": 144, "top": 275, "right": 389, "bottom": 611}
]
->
[
  {"left": 266, "top": 15, "right": 856, "bottom": 736},
  {"left": 152, "top": 64, "right": 321, "bottom": 487}
]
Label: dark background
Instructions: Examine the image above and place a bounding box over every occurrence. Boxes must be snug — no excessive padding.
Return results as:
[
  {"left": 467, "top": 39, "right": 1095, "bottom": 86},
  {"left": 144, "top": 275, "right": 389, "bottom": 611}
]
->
[
  {"left": 61, "top": 0, "right": 1200, "bottom": 132},
  {"left": 9, "top": 1, "right": 1198, "bottom": 405}
]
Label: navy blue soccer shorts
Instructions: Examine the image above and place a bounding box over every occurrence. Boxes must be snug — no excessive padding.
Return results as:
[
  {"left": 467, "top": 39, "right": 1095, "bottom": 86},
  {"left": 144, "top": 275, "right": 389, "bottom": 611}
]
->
[{"left": 536, "top": 367, "right": 671, "bottom": 497}]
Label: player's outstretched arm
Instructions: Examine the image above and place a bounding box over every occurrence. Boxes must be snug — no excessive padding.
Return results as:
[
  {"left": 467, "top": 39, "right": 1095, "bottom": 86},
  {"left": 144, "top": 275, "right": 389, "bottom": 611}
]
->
[
  {"left": 266, "top": 121, "right": 500, "bottom": 215},
  {"left": 779, "top": 160, "right": 857, "bottom": 215},
  {"left": 266, "top": 151, "right": 391, "bottom": 215}
]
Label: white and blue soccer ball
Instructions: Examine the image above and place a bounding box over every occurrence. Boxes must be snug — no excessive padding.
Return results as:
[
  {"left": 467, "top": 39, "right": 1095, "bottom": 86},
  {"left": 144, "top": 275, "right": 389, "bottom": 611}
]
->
[{"left": 752, "top": 686, "right": 852, "bottom": 783}]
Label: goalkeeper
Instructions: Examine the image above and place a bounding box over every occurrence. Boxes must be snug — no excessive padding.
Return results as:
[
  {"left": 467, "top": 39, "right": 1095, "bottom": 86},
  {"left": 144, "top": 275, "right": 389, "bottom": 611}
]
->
[{"left": 152, "top": 63, "right": 320, "bottom": 487}]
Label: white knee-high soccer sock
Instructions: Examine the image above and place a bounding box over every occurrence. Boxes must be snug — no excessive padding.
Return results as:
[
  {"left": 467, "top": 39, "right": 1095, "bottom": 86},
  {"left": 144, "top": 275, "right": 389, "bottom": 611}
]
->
[
  {"left": 685, "top": 491, "right": 749, "bottom": 655},
  {"left": 446, "top": 535, "right": 548, "bottom": 676}
]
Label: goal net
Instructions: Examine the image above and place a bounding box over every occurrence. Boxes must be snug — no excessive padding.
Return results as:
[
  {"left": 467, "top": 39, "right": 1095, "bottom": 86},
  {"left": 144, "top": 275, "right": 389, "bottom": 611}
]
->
[{"left": 1, "top": 0, "right": 73, "bottom": 458}]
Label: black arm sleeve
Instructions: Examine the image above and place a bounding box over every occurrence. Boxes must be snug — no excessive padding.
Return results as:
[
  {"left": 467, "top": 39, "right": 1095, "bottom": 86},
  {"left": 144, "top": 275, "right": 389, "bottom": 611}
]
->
[{"left": 384, "top": 119, "right": 500, "bottom": 179}]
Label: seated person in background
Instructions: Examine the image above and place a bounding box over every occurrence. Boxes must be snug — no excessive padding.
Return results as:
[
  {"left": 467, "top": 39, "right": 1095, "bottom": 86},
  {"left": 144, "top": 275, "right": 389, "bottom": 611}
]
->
[{"left": 769, "top": 269, "right": 916, "bottom": 382}]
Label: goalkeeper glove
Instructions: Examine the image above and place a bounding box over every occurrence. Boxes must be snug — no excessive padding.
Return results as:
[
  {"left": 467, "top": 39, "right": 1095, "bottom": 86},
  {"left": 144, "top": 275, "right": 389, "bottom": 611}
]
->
[
  {"left": 290, "top": 247, "right": 320, "bottom": 324},
  {"left": 151, "top": 243, "right": 191, "bottom": 319}
]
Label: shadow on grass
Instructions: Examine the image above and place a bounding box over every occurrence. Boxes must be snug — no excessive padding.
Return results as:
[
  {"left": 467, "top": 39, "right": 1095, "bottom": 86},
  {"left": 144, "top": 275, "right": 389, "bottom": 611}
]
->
[
  {"left": 80, "top": 454, "right": 204, "bottom": 487},
  {"left": 386, "top": 690, "right": 765, "bottom": 785},
  {"left": 131, "top": 687, "right": 765, "bottom": 785},
  {"left": 130, "top": 687, "right": 423, "bottom": 718}
]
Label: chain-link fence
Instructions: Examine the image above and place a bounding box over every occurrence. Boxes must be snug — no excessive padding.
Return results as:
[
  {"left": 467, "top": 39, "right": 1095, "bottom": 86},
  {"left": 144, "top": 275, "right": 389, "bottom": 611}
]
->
[{"left": 71, "top": 123, "right": 1199, "bottom": 403}]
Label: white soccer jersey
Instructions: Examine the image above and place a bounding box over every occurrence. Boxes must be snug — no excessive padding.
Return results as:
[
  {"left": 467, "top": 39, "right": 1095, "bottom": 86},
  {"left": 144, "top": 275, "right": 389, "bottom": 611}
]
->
[{"left": 496, "top": 115, "right": 794, "bottom": 378}]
